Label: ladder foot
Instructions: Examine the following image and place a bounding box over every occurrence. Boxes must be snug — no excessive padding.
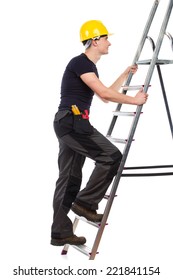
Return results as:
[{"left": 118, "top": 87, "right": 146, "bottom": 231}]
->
[{"left": 61, "top": 249, "right": 68, "bottom": 255}]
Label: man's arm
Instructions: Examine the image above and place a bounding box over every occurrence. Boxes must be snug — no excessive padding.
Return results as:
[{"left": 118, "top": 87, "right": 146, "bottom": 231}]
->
[
  {"left": 80, "top": 71, "right": 148, "bottom": 105},
  {"left": 109, "top": 65, "right": 138, "bottom": 91}
]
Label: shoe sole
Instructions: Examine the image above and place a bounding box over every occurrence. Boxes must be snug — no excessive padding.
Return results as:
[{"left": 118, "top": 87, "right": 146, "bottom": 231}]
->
[{"left": 51, "top": 239, "right": 86, "bottom": 246}]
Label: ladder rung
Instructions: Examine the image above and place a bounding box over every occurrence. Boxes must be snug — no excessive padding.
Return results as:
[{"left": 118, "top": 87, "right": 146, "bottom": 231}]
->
[
  {"left": 113, "top": 111, "right": 136, "bottom": 116},
  {"left": 72, "top": 245, "right": 92, "bottom": 256},
  {"left": 122, "top": 85, "right": 149, "bottom": 91},
  {"left": 137, "top": 59, "right": 173, "bottom": 65},
  {"left": 71, "top": 244, "right": 98, "bottom": 257},
  {"left": 75, "top": 215, "right": 101, "bottom": 228},
  {"left": 107, "top": 136, "right": 134, "bottom": 144}
]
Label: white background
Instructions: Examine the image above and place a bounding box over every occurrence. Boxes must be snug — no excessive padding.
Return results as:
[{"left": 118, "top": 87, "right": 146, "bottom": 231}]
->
[{"left": 0, "top": 0, "right": 173, "bottom": 279}]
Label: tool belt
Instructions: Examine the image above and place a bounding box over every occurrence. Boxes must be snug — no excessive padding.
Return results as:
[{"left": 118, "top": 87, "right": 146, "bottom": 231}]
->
[{"left": 54, "top": 106, "right": 93, "bottom": 137}]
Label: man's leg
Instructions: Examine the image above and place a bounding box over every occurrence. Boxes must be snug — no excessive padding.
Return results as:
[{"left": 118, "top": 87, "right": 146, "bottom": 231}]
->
[
  {"left": 51, "top": 138, "right": 85, "bottom": 240},
  {"left": 62, "top": 128, "right": 122, "bottom": 211}
]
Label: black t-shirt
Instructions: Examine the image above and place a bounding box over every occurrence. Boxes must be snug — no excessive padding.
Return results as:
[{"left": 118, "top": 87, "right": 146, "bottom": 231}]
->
[{"left": 58, "top": 53, "right": 99, "bottom": 111}]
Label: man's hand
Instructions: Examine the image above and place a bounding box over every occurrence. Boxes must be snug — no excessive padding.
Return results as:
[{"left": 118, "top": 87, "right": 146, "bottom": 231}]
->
[
  {"left": 124, "top": 64, "right": 138, "bottom": 76},
  {"left": 134, "top": 88, "right": 149, "bottom": 105}
]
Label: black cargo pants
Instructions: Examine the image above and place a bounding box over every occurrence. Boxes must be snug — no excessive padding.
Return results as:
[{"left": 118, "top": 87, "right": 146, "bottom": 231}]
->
[{"left": 51, "top": 110, "right": 122, "bottom": 239}]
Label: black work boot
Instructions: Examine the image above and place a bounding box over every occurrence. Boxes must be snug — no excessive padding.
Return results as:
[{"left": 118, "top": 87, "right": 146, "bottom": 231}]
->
[
  {"left": 51, "top": 234, "right": 86, "bottom": 246},
  {"left": 71, "top": 203, "right": 103, "bottom": 222}
]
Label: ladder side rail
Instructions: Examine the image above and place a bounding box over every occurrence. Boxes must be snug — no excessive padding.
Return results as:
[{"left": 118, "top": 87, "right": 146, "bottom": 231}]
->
[
  {"left": 143, "top": 0, "right": 173, "bottom": 94},
  {"left": 90, "top": 0, "right": 173, "bottom": 260},
  {"left": 147, "top": 36, "right": 173, "bottom": 138},
  {"left": 106, "top": 0, "right": 160, "bottom": 136},
  {"left": 130, "top": 0, "right": 160, "bottom": 65}
]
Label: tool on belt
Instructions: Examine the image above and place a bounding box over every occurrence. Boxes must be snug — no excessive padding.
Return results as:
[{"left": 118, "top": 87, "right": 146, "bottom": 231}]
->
[{"left": 71, "top": 105, "right": 89, "bottom": 119}]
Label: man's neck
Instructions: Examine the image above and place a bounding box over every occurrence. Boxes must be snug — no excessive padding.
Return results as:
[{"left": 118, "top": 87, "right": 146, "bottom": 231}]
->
[{"left": 84, "top": 49, "right": 101, "bottom": 64}]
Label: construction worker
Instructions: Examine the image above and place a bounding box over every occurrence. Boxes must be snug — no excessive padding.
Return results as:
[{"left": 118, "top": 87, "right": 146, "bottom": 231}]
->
[{"left": 51, "top": 20, "right": 148, "bottom": 246}]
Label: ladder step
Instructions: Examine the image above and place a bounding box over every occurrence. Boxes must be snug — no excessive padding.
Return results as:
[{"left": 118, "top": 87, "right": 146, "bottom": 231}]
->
[
  {"left": 107, "top": 136, "right": 134, "bottom": 144},
  {"left": 71, "top": 244, "right": 98, "bottom": 257},
  {"left": 75, "top": 215, "right": 101, "bottom": 228},
  {"left": 137, "top": 59, "right": 173, "bottom": 65},
  {"left": 113, "top": 111, "right": 136, "bottom": 116},
  {"left": 122, "top": 85, "right": 148, "bottom": 91}
]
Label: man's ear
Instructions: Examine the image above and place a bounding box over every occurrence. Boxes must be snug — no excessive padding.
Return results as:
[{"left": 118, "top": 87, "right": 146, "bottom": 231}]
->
[{"left": 92, "top": 40, "right": 98, "bottom": 47}]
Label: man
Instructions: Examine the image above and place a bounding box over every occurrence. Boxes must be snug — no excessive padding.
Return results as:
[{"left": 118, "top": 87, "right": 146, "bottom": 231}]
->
[{"left": 51, "top": 20, "right": 148, "bottom": 246}]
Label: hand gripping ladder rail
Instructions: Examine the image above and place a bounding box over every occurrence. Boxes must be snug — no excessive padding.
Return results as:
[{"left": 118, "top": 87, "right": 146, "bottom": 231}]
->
[{"left": 61, "top": 0, "right": 173, "bottom": 260}]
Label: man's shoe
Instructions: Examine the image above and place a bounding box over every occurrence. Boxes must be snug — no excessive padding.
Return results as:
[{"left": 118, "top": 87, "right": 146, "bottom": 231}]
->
[
  {"left": 71, "top": 203, "right": 103, "bottom": 222},
  {"left": 51, "top": 234, "right": 86, "bottom": 246}
]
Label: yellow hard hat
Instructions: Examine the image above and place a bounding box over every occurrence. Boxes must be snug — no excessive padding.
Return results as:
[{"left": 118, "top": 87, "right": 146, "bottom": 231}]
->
[{"left": 80, "top": 20, "right": 111, "bottom": 42}]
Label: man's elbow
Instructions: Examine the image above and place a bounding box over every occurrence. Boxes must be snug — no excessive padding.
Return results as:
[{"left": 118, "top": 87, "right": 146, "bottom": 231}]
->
[{"left": 97, "top": 90, "right": 110, "bottom": 100}]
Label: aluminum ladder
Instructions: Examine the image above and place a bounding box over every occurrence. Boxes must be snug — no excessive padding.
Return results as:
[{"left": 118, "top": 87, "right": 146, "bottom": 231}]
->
[{"left": 61, "top": 0, "right": 173, "bottom": 260}]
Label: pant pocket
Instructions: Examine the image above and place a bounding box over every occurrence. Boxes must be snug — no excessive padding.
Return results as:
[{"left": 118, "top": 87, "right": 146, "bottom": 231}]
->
[
  {"left": 73, "top": 115, "right": 93, "bottom": 135},
  {"left": 54, "top": 110, "right": 73, "bottom": 137}
]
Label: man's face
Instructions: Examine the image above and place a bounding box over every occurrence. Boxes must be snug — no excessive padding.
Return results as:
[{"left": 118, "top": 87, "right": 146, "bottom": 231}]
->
[{"left": 96, "top": 36, "right": 111, "bottom": 55}]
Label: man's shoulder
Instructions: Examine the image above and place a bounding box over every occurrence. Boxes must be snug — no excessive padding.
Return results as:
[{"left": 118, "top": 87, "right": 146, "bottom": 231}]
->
[
  {"left": 66, "top": 53, "right": 97, "bottom": 76},
  {"left": 69, "top": 53, "right": 87, "bottom": 64}
]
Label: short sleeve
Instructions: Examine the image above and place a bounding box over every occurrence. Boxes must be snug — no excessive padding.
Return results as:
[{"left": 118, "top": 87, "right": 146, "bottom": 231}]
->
[{"left": 68, "top": 54, "right": 98, "bottom": 77}]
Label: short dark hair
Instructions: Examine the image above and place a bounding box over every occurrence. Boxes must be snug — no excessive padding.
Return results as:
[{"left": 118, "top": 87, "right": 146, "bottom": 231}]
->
[
  {"left": 82, "top": 34, "right": 107, "bottom": 46},
  {"left": 82, "top": 39, "right": 88, "bottom": 46}
]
